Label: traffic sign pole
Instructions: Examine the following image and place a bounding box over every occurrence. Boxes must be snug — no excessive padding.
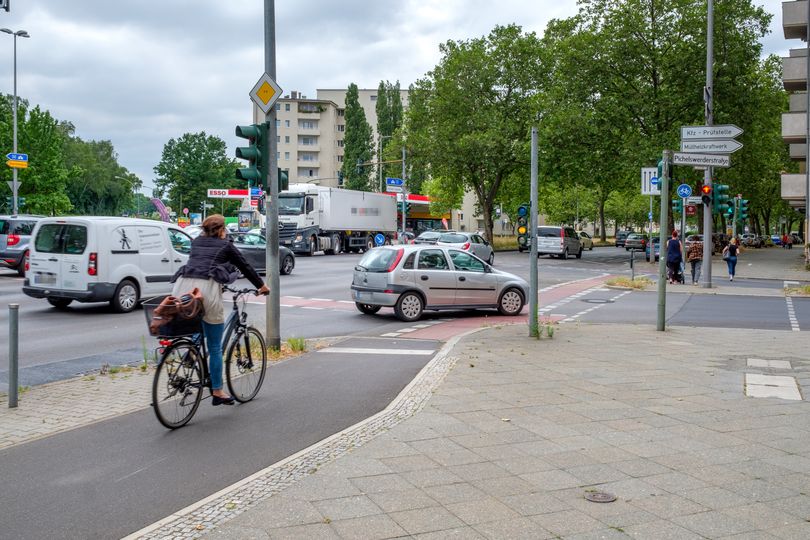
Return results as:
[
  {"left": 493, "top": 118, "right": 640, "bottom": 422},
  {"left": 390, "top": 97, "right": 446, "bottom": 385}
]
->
[
  {"left": 529, "top": 127, "right": 539, "bottom": 337},
  {"left": 264, "top": 0, "right": 281, "bottom": 351},
  {"left": 657, "top": 150, "right": 671, "bottom": 331}
]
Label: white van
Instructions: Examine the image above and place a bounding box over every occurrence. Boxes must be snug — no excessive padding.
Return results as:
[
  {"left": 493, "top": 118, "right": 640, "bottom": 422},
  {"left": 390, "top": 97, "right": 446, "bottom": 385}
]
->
[{"left": 23, "top": 217, "right": 192, "bottom": 312}]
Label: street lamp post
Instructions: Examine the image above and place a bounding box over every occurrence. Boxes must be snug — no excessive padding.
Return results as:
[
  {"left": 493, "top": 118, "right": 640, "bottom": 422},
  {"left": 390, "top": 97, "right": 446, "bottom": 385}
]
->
[
  {"left": 378, "top": 134, "right": 392, "bottom": 192},
  {"left": 1, "top": 28, "right": 30, "bottom": 216}
]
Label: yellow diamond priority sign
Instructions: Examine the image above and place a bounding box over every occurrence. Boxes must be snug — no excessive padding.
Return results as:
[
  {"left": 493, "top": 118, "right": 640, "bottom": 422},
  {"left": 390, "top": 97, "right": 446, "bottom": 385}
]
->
[{"left": 250, "top": 73, "right": 283, "bottom": 115}]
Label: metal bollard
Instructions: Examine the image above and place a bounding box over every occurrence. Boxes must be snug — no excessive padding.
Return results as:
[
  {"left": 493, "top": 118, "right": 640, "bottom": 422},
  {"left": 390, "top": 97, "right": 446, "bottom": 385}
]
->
[
  {"left": 630, "top": 249, "right": 635, "bottom": 281},
  {"left": 8, "top": 304, "right": 19, "bottom": 408}
]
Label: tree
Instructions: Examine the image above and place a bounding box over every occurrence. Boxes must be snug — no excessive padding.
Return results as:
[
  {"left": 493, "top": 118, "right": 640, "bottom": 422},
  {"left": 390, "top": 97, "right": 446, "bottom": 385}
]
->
[
  {"left": 406, "top": 25, "right": 546, "bottom": 241},
  {"left": 154, "top": 132, "right": 240, "bottom": 215},
  {"left": 341, "top": 83, "right": 374, "bottom": 191},
  {"left": 388, "top": 81, "right": 403, "bottom": 135},
  {"left": 375, "top": 80, "right": 391, "bottom": 139}
]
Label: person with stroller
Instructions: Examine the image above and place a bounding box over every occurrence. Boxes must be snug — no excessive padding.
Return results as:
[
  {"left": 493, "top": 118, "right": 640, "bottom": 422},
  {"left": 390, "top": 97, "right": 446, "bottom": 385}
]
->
[{"left": 666, "top": 230, "right": 683, "bottom": 285}]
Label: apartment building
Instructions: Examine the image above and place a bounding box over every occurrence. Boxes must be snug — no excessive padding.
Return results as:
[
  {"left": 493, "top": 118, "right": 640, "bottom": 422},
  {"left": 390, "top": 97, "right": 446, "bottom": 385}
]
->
[{"left": 781, "top": 1, "right": 809, "bottom": 233}]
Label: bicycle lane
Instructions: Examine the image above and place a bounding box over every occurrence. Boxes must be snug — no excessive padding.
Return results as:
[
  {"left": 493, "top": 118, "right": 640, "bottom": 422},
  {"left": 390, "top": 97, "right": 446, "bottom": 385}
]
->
[{"left": 0, "top": 337, "right": 439, "bottom": 540}]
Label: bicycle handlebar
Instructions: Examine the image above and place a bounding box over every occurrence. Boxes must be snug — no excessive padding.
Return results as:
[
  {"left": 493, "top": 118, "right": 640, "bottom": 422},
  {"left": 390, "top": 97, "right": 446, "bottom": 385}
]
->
[{"left": 223, "top": 285, "right": 268, "bottom": 297}]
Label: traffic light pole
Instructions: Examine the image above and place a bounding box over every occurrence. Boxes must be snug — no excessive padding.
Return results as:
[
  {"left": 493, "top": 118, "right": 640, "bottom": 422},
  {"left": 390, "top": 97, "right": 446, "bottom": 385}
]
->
[
  {"left": 401, "top": 147, "right": 407, "bottom": 237},
  {"left": 732, "top": 196, "right": 738, "bottom": 238},
  {"left": 264, "top": 0, "right": 281, "bottom": 350},
  {"left": 700, "top": 0, "right": 714, "bottom": 288},
  {"left": 657, "top": 150, "right": 671, "bottom": 332},
  {"left": 529, "top": 127, "right": 539, "bottom": 338}
]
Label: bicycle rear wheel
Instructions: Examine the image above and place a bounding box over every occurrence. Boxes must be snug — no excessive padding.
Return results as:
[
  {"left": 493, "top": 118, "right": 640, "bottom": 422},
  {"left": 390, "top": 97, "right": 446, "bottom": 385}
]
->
[
  {"left": 152, "top": 342, "right": 204, "bottom": 429},
  {"left": 225, "top": 326, "right": 267, "bottom": 402}
]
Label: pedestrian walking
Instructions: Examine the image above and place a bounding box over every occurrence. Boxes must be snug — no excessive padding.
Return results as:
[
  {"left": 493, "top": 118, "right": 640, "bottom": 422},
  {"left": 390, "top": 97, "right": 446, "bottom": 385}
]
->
[
  {"left": 665, "top": 230, "right": 683, "bottom": 285},
  {"left": 723, "top": 237, "right": 740, "bottom": 281},
  {"left": 686, "top": 236, "right": 703, "bottom": 285},
  {"left": 786, "top": 234, "right": 793, "bottom": 250},
  {"left": 782, "top": 233, "right": 788, "bottom": 249}
]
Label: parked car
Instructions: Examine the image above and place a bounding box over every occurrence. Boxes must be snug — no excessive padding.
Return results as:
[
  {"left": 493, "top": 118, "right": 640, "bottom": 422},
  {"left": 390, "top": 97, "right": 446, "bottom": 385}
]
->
[
  {"left": 536, "top": 226, "right": 582, "bottom": 259},
  {"left": 400, "top": 231, "right": 416, "bottom": 244},
  {"left": 740, "top": 233, "right": 762, "bottom": 248},
  {"left": 624, "top": 233, "right": 648, "bottom": 251},
  {"left": 414, "top": 231, "right": 444, "bottom": 245},
  {"left": 0, "top": 214, "right": 43, "bottom": 276},
  {"left": 351, "top": 245, "right": 528, "bottom": 322},
  {"left": 184, "top": 225, "right": 203, "bottom": 239},
  {"left": 23, "top": 217, "right": 192, "bottom": 312},
  {"left": 790, "top": 232, "right": 803, "bottom": 245},
  {"left": 615, "top": 230, "right": 632, "bottom": 247},
  {"left": 228, "top": 232, "right": 295, "bottom": 275},
  {"left": 759, "top": 235, "right": 773, "bottom": 247},
  {"left": 578, "top": 231, "right": 594, "bottom": 250},
  {"left": 684, "top": 234, "right": 717, "bottom": 254},
  {"left": 436, "top": 232, "right": 494, "bottom": 265},
  {"left": 771, "top": 234, "right": 782, "bottom": 246},
  {"left": 645, "top": 237, "right": 661, "bottom": 262}
]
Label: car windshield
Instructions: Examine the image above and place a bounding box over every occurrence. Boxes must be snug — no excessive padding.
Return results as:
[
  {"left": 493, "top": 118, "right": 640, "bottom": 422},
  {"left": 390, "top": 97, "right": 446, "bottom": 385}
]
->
[
  {"left": 0, "top": 219, "right": 8, "bottom": 234},
  {"left": 438, "top": 233, "right": 467, "bottom": 243},
  {"left": 356, "top": 248, "right": 401, "bottom": 273},
  {"left": 278, "top": 194, "right": 305, "bottom": 215},
  {"left": 417, "top": 231, "right": 441, "bottom": 240},
  {"left": 537, "top": 227, "right": 561, "bottom": 238},
  {"left": 627, "top": 234, "right": 641, "bottom": 240}
]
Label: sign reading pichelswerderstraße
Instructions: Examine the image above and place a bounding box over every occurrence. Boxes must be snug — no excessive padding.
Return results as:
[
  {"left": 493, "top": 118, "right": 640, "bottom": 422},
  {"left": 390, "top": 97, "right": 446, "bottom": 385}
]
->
[
  {"left": 680, "top": 124, "right": 743, "bottom": 140},
  {"left": 673, "top": 152, "right": 730, "bottom": 168}
]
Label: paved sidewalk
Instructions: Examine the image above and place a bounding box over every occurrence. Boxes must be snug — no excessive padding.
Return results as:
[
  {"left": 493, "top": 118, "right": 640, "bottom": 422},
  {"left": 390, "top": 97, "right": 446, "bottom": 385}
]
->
[{"left": 175, "top": 323, "right": 810, "bottom": 540}]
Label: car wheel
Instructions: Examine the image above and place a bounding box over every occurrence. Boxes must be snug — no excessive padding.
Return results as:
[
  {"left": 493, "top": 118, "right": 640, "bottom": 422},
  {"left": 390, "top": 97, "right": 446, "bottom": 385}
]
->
[
  {"left": 309, "top": 236, "right": 318, "bottom": 256},
  {"left": 280, "top": 254, "right": 295, "bottom": 275},
  {"left": 487, "top": 252, "right": 495, "bottom": 265},
  {"left": 589, "top": 244, "right": 593, "bottom": 251},
  {"left": 365, "top": 236, "right": 374, "bottom": 251},
  {"left": 355, "top": 303, "right": 381, "bottom": 315},
  {"left": 16, "top": 250, "right": 28, "bottom": 276},
  {"left": 394, "top": 292, "right": 423, "bottom": 322},
  {"left": 498, "top": 287, "right": 524, "bottom": 316},
  {"left": 575, "top": 248, "right": 583, "bottom": 259},
  {"left": 111, "top": 279, "right": 139, "bottom": 313},
  {"left": 47, "top": 297, "right": 72, "bottom": 309},
  {"left": 561, "top": 249, "right": 568, "bottom": 260}
]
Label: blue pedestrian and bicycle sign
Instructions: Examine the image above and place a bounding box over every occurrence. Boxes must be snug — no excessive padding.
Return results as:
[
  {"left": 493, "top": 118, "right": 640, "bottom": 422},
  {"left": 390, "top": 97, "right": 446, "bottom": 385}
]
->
[
  {"left": 677, "top": 184, "right": 692, "bottom": 198},
  {"left": 6, "top": 153, "right": 28, "bottom": 161},
  {"left": 650, "top": 177, "right": 659, "bottom": 186},
  {"left": 374, "top": 233, "right": 385, "bottom": 246},
  {"left": 385, "top": 177, "right": 404, "bottom": 186}
]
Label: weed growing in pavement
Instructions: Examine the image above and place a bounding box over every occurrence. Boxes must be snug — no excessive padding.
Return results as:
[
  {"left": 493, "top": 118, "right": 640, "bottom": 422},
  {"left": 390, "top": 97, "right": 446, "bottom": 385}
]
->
[
  {"left": 785, "top": 285, "right": 810, "bottom": 296},
  {"left": 18, "top": 385, "right": 30, "bottom": 394},
  {"left": 82, "top": 375, "right": 96, "bottom": 381},
  {"left": 545, "top": 324, "right": 555, "bottom": 338},
  {"left": 606, "top": 276, "right": 652, "bottom": 290},
  {"left": 287, "top": 337, "right": 306, "bottom": 352}
]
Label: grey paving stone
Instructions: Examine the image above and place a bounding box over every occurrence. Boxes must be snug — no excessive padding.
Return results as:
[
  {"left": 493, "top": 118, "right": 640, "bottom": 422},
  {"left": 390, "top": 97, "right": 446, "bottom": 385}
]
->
[
  {"left": 266, "top": 523, "right": 340, "bottom": 540},
  {"left": 720, "top": 502, "right": 803, "bottom": 530},
  {"left": 718, "top": 532, "right": 781, "bottom": 540},
  {"left": 555, "top": 527, "right": 632, "bottom": 539},
  {"left": 472, "top": 516, "right": 554, "bottom": 539},
  {"left": 470, "top": 475, "right": 536, "bottom": 498},
  {"left": 317, "top": 455, "right": 393, "bottom": 479},
  {"left": 445, "top": 496, "right": 523, "bottom": 525},
  {"left": 767, "top": 494, "right": 810, "bottom": 519},
  {"left": 679, "top": 485, "right": 753, "bottom": 510},
  {"left": 426, "top": 449, "right": 488, "bottom": 467},
  {"left": 673, "top": 510, "right": 756, "bottom": 537},
  {"left": 413, "top": 526, "right": 486, "bottom": 539},
  {"left": 628, "top": 493, "right": 708, "bottom": 519},
  {"left": 312, "top": 495, "right": 382, "bottom": 521},
  {"left": 623, "top": 519, "right": 705, "bottom": 540},
  {"left": 328, "top": 514, "right": 408, "bottom": 540},
  {"left": 366, "top": 488, "right": 437, "bottom": 514},
  {"left": 401, "top": 467, "right": 464, "bottom": 488},
  {"left": 282, "top": 475, "right": 363, "bottom": 502},
  {"left": 227, "top": 496, "right": 323, "bottom": 529},
  {"left": 422, "top": 482, "right": 488, "bottom": 505},
  {"left": 543, "top": 451, "right": 600, "bottom": 468},
  {"left": 726, "top": 479, "right": 800, "bottom": 502},
  {"left": 494, "top": 455, "right": 557, "bottom": 475},
  {"left": 501, "top": 491, "right": 572, "bottom": 516},
  {"left": 204, "top": 525, "right": 271, "bottom": 540},
  {"left": 349, "top": 473, "right": 414, "bottom": 494},
  {"left": 389, "top": 506, "right": 465, "bottom": 535},
  {"left": 448, "top": 461, "right": 512, "bottom": 482},
  {"left": 610, "top": 458, "right": 672, "bottom": 478},
  {"left": 520, "top": 469, "right": 584, "bottom": 491},
  {"left": 770, "top": 521, "right": 810, "bottom": 540},
  {"left": 642, "top": 471, "right": 708, "bottom": 493},
  {"left": 472, "top": 443, "right": 531, "bottom": 461},
  {"left": 380, "top": 454, "right": 441, "bottom": 473},
  {"left": 565, "top": 464, "right": 630, "bottom": 486}
]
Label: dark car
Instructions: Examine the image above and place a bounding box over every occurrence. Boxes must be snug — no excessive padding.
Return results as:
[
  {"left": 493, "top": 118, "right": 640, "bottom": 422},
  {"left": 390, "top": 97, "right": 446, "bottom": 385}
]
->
[
  {"left": 615, "top": 230, "right": 632, "bottom": 247},
  {"left": 228, "top": 232, "right": 295, "bottom": 275},
  {"left": 0, "top": 214, "right": 43, "bottom": 276}
]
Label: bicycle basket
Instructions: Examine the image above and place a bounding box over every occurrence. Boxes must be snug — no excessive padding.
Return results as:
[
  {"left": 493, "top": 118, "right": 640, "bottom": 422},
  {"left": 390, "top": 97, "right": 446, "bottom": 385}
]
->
[{"left": 143, "top": 295, "right": 204, "bottom": 337}]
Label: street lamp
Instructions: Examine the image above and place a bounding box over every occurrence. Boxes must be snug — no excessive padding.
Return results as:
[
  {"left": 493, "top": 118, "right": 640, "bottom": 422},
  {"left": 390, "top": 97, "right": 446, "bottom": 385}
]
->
[
  {"left": 378, "top": 134, "right": 392, "bottom": 192},
  {"left": 1, "top": 28, "right": 30, "bottom": 216}
]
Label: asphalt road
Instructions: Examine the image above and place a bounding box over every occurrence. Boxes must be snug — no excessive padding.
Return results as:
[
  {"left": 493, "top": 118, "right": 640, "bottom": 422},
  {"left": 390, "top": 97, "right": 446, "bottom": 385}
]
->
[{"left": 0, "top": 337, "right": 438, "bottom": 540}]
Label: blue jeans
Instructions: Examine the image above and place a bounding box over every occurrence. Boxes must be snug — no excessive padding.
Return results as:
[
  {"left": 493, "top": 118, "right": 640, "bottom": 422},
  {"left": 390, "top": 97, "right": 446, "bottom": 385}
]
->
[
  {"left": 726, "top": 256, "right": 737, "bottom": 277},
  {"left": 202, "top": 321, "right": 225, "bottom": 390}
]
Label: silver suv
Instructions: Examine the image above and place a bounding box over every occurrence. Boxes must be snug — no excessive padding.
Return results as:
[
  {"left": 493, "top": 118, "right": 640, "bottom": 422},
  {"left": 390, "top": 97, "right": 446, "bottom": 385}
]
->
[
  {"left": 536, "top": 226, "right": 582, "bottom": 259},
  {"left": 351, "top": 245, "right": 528, "bottom": 322},
  {"left": 0, "top": 215, "right": 43, "bottom": 276}
]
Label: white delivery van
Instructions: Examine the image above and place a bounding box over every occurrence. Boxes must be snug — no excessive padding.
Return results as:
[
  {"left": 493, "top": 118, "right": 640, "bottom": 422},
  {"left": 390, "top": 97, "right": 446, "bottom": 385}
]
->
[{"left": 23, "top": 217, "right": 192, "bottom": 312}]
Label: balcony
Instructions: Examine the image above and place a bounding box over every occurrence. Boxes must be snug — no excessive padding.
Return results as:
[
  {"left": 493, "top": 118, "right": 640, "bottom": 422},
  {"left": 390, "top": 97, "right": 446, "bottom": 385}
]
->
[
  {"left": 297, "top": 160, "right": 320, "bottom": 168},
  {"left": 790, "top": 143, "right": 807, "bottom": 160},
  {"left": 784, "top": 1, "right": 809, "bottom": 40},
  {"left": 783, "top": 53, "right": 808, "bottom": 91},
  {"left": 782, "top": 112, "right": 807, "bottom": 143},
  {"left": 781, "top": 174, "right": 807, "bottom": 206},
  {"left": 790, "top": 92, "right": 808, "bottom": 112},
  {"left": 298, "top": 144, "right": 320, "bottom": 152}
]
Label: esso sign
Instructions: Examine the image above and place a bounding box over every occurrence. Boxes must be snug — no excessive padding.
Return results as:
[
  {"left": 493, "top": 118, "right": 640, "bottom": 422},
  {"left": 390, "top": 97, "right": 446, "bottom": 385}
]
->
[{"left": 207, "top": 189, "right": 229, "bottom": 197}]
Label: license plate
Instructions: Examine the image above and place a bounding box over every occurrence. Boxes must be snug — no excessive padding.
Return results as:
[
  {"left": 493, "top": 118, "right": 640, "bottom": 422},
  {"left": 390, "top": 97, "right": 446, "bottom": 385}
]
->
[
  {"left": 355, "top": 291, "right": 370, "bottom": 300},
  {"left": 35, "top": 272, "right": 57, "bottom": 285}
]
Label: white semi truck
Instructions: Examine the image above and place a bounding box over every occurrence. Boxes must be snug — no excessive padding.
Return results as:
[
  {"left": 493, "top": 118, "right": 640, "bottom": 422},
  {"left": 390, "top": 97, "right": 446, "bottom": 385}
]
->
[{"left": 277, "top": 184, "right": 398, "bottom": 255}]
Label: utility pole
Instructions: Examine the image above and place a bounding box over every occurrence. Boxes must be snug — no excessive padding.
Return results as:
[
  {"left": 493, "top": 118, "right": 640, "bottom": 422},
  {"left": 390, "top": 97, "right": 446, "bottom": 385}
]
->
[
  {"left": 401, "top": 147, "right": 407, "bottom": 236},
  {"left": 700, "top": 0, "right": 714, "bottom": 288},
  {"left": 657, "top": 151, "right": 671, "bottom": 331},
  {"left": 0, "top": 29, "right": 30, "bottom": 215},
  {"left": 529, "top": 127, "right": 539, "bottom": 337},
  {"left": 264, "top": 0, "right": 281, "bottom": 350},
  {"left": 806, "top": 0, "right": 810, "bottom": 257}
]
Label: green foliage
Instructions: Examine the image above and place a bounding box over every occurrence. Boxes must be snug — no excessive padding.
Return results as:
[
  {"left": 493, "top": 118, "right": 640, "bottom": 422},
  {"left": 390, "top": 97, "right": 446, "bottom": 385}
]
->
[
  {"left": 341, "top": 83, "right": 374, "bottom": 191},
  {"left": 153, "top": 132, "right": 240, "bottom": 215},
  {"left": 405, "top": 25, "right": 546, "bottom": 241},
  {"left": 375, "top": 81, "right": 391, "bottom": 139}
]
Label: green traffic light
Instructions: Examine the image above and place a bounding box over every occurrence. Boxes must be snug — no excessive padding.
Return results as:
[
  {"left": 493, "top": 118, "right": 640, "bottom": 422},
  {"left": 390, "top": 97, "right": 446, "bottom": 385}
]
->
[{"left": 235, "top": 123, "right": 268, "bottom": 186}]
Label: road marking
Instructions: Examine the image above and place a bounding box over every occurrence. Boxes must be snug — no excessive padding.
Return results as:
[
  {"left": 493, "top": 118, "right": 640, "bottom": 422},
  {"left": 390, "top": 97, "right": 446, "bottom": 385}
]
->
[
  {"left": 319, "top": 347, "right": 435, "bottom": 355},
  {"left": 310, "top": 298, "right": 332, "bottom": 302},
  {"left": 285, "top": 295, "right": 303, "bottom": 299},
  {"left": 380, "top": 332, "right": 402, "bottom": 337},
  {"left": 559, "top": 289, "right": 631, "bottom": 323},
  {"left": 785, "top": 297, "right": 800, "bottom": 332},
  {"left": 302, "top": 307, "right": 325, "bottom": 310},
  {"left": 337, "top": 300, "right": 355, "bottom": 304}
]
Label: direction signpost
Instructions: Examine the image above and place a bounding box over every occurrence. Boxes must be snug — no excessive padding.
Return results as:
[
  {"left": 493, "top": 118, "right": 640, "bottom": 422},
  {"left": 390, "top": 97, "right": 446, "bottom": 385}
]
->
[
  {"left": 641, "top": 167, "right": 659, "bottom": 266},
  {"left": 680, "top": 139, "right": 743, "bottom": 153},
  {"left": 673, "top": 152, "right": 730, "bottom": 168}
]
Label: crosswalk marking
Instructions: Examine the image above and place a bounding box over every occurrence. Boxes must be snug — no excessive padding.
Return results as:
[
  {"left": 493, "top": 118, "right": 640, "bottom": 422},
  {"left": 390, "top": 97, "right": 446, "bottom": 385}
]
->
[{"left": 319, "top": 347, "right": 435, "bottom": 356}]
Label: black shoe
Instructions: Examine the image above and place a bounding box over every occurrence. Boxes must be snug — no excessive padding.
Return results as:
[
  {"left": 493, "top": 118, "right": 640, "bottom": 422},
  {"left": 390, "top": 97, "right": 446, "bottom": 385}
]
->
[{"left": 212, "top": 395, "right": 235, "bottom": 406}]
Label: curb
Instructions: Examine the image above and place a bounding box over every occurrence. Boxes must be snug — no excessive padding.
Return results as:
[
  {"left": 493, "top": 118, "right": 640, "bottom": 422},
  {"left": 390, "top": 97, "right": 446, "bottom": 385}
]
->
[{"left": 123, "top": 327, "right": 486, "bottom": 540}]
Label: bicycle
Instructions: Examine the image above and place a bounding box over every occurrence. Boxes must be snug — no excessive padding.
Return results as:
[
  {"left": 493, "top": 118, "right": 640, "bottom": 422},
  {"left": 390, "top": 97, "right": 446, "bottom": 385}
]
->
[{"left": 146, "top": 286, "right": 268, "bottom": 429}]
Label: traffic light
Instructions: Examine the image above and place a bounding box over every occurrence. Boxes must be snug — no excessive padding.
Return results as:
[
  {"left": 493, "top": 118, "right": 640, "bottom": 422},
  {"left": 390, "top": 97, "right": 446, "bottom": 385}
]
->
[
  {"left": 739, "top": 199, "right": 749, "bottom": 220},
  {"left": 405, "top": 202, "right": 412, "bottom": 214},
  {"left": 235, "top": 123, "right": 268, "bottom": 187},
  {"left": 278, "top": 168, "right": 289, "bottom": 192},
  {"left": 516, "top": 204, "right": 530, "bottom": 250},
  {"left": 700, "top": 184, "right": 712, "bottom": 206},
  {"left": 725, "top": 205, "right": 734, "bottom": 220},
  {"left": 355, "top": 158, "right": 363, "bottom": 175},
  {"left": 672, "top": 199, "right": 683, "bottom": 214},
  {"left": 713, "top": 184, "right": 730, "bottom": 214},
  {"left": 338, "top": 171, "right": 344, "bottom": 185}
]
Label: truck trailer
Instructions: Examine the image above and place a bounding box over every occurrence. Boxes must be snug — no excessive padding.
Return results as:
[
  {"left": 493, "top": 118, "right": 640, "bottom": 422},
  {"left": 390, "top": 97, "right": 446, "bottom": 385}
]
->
[{"left": 277, "top": 184, "right": 398, "bottom": 255}]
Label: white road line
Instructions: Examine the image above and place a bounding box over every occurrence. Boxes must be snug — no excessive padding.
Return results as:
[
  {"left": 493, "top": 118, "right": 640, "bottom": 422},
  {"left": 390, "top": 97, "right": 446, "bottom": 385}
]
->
[
  {"left": 302, "top": 307, "right": 325, "bottom": 310},
  {"left": 280, "top": 304, "right": 294, "bottom": 307},
  {"left": 380, "top": 332, "right": 402, "bottom": 337},
  {"left": 337, "top": 300, "right": 355, "bottom": 304},
  {"left": 785, "top": 297, "right": 800, "bottom": 332},
  {"left": 319, "top": 347, "right": 436, "bottom": 355},
  {"left": 285, "top": 296, "right": 304, "bottom": 299},
  {"left": 396, "top": 328, "right": 417, "bottom": 333},
  {"left": 310, "top": 298, "right": 332, "bottom": 302}
]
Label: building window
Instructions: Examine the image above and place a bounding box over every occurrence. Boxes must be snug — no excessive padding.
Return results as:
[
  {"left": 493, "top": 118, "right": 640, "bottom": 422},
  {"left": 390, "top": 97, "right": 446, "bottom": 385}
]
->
[
  {"left": 275, "top": 119, "right": 280, "bottom": 128},
  {"left": 337, "top": 140, "right": 344, "bottom": 148},
  {"left": 285, "top": 103, "right": 290, "bottom": 111},
  {"left": 370, "top": 95, "right": 377, "bottom": 101},
  {"left": 276, "top": 152, "right": 280, "bottom": 160},
  {"left": 285, "top": 136, "right": 290, "bottom": 143},
  {"left": 337, "top": 155, "right": 343, "bottom": 162},
  {"left": 337, "top": 109, "right": 345, "bottom": 117},
  {"left": 284, "top": 152, "right": 290, "bottom": 160},
  {"left": 309, "top": 169, "right": 314, "bottom": 177},
  {"left": 300, "top": 120, "right": 316, "bottom": 130},
  {"left": 277, "top": 135, "right": 280, "bottom": 143},
  {"left": 301, "top": 136, "right": 316, "bottom": 146},
  {"left": 337, "top": 125, "right": 345, "bottom": 132},
  {"left": 285, "top": 120, "right": 290, "bottom": 128},
  {"left": 275, "top": 103, "right": 280, "bottom": 111}
]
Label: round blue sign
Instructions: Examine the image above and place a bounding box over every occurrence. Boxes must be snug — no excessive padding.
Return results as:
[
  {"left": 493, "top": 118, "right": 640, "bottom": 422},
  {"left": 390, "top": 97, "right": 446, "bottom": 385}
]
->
[
  {"left": 374, "top": 233, "right": 385, "bottom": 246},
  {"left": 650, "top": 177, "right": 660, "bottom": 186},
  {"left": 677, "top": 184, "right": 692, "bottom": 198}
]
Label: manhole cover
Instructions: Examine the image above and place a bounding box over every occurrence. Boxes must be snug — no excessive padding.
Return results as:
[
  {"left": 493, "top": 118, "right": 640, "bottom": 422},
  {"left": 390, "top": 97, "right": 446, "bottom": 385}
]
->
[
  {"left": 584, "top": 491, "right": 617, "bottom": 503},
  {"left": 581, "top": 299, "right": 614, "bottom": 304}
]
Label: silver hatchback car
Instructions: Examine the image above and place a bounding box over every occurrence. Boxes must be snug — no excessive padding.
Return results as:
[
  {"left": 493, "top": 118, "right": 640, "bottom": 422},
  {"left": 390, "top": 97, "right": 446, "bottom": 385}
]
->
[{"left": 351, "top": 245, "right": 528, "bottom": 322}]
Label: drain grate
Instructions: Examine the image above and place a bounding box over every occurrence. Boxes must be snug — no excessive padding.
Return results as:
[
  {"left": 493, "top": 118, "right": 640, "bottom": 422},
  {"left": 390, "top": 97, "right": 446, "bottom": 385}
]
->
[{"left": 584, "top": 491, "right": 617, "bottom": 503}]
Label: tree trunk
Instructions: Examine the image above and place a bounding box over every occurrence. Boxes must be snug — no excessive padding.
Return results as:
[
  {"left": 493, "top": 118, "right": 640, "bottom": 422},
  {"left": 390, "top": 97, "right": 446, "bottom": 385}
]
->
[
  {"left": 599, "top": 198, "right": 606, "bottom": 242},
  {"left": 480, "top": 199, "right": 494, "bottom": 245}
]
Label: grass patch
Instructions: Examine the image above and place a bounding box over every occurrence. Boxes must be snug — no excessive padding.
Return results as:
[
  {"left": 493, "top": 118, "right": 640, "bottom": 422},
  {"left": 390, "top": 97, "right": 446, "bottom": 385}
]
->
[
  {"left": 785, "top": 284, "right": 810, "bottom": 296},
  {"left": 491, "top": 236, "right": 518, "bottom": 251},
  {"left": 606, "top": 276, "right": 653, "bottom": 290},
  {"left": 287, "top": 337, "right": 306, "bottom": 352}
]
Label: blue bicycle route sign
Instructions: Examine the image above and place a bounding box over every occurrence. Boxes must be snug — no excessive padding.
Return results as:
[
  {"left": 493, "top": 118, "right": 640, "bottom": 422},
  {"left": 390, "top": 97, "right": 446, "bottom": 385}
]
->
[{"left": 677, "top": 184, "right": 692, "bottom": 198}]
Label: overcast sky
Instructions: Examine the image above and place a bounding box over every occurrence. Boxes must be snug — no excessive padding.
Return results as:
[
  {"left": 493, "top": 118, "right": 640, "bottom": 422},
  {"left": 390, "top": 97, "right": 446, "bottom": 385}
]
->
[{"left": 0, "top": 1, "right": 789, "bottom": 193}]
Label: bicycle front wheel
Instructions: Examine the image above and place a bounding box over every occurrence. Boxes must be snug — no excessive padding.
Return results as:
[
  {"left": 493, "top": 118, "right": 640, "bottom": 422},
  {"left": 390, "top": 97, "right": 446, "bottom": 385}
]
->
[
  {"left": 152, "top": 342, "right": 204, "bottom": 429},
  {"left": 225, "top": 326, "right": 267, "bottom": 403}
]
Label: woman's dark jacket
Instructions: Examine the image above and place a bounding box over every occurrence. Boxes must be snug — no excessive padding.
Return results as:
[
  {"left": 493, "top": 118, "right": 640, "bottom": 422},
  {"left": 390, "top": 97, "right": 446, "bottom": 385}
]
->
[{"left": 172, "top": 235, "right": 264, "bottom": 289}]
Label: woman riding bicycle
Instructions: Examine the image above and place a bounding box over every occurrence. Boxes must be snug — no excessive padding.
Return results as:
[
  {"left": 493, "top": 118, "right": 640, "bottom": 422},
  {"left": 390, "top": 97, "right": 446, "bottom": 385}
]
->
[{"left": 172, "top": 214, "right": 269, "bottom": 406}]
